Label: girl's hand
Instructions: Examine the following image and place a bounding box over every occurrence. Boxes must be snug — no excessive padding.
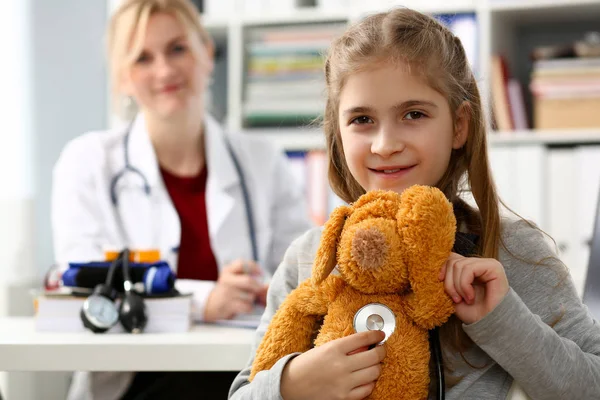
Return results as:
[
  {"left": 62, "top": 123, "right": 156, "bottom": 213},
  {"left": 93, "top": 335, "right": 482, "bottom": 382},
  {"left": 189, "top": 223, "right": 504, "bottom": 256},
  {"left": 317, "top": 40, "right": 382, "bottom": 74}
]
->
[
  {"left": 439, "top": 252, "right": 509, "bottom": 325},
  {"left": 204, "top": 259, "right": 263, "bottom": 322},
  {"left": 280, "top": 330, "right": 386, "bottom": 400}
]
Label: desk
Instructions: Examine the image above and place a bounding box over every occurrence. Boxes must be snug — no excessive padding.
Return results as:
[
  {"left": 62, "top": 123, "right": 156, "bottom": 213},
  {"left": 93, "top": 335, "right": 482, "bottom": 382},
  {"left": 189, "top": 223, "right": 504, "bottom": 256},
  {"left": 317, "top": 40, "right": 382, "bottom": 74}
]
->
[{"left": 0, "top": 317, "right": 255, "bottom": 371}]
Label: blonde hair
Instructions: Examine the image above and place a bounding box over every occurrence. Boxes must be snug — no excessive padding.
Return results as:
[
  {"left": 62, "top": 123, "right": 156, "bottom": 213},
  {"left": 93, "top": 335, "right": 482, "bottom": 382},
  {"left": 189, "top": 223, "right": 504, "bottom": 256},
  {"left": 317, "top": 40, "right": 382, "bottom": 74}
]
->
[
  {"left": 107, "top": 0, "right": 212, "bottom": 116},
  {"left": 323, "top": 8, "right": 501, "bottom": 360}
]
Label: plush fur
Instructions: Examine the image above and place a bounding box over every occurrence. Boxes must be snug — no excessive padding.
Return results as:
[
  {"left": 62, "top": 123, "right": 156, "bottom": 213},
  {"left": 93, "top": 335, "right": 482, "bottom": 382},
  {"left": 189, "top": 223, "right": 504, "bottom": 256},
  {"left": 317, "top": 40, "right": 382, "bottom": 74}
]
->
[{"left": 250, "top": 185, "right": 456, "bottom": 399}]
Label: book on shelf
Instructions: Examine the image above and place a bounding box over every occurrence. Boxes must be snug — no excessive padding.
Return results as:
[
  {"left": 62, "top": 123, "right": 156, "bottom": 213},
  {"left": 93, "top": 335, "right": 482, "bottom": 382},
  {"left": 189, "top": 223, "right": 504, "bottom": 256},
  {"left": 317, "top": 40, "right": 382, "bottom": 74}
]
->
[
  {"left": 34, "top": 288, "right": 193, "bottom": 333},
  {"left": 507, "top": 79, "right": 528, "bottom": 131},
  {"left": 243, "top": 23, "right": 346, "bottom": 128},
  {"left": 530, "top": 56, "right": 600, "bottom": 129},
  {"left": 490, "top": 55, "right": 515, "bottom": 131}
]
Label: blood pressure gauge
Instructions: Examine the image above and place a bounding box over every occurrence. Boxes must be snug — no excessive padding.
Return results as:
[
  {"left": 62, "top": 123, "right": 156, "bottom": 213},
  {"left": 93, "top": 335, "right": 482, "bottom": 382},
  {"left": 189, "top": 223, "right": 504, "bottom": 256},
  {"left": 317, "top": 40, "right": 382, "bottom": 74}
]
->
[
  {"left": 81, "top": 293, "right": 120, "bottom": 333},
  {"left": 353, "top": 303, "right": 396, "bottom": 344}
]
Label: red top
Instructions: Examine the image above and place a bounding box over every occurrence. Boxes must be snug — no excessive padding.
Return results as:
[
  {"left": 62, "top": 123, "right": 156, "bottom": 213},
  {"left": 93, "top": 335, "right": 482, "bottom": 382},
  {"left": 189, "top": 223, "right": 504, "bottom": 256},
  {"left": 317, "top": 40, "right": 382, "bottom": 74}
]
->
[{"left": 160, "top": 166, "right": 219, "bottom": 281}]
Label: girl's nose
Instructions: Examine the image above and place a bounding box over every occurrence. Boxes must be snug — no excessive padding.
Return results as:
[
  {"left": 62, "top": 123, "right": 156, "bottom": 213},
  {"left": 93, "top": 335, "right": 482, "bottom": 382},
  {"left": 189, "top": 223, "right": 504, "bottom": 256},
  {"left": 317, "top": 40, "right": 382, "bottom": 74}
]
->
[{"left": 371, "top": 124, "right": 404, "bottom": 157}]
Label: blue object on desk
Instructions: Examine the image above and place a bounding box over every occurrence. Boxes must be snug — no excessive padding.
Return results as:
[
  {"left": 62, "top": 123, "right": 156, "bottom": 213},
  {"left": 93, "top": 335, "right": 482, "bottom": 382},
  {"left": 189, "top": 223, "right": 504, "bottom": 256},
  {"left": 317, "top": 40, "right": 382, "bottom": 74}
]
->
[{"left": 63, "top": 261, "right": 175, "bottom": 294}]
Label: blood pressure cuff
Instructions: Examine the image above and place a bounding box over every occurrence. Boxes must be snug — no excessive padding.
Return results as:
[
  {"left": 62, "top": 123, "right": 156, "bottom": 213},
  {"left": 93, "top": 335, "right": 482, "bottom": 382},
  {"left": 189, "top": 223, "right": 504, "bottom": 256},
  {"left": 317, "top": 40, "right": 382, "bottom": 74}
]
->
[{"left": 62, "top": 261, "right": 175, "bottom": 295}]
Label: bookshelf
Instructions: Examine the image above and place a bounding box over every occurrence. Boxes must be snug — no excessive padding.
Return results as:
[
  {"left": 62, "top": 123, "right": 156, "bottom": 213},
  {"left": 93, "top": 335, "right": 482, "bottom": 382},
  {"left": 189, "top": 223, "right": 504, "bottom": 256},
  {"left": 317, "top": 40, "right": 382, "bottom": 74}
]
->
[
  {"left": 197, "top": 0, "right": 600, "bottom": 145},
  {"left": 196, "top": 0, "right": 600, "bottom": 147}
]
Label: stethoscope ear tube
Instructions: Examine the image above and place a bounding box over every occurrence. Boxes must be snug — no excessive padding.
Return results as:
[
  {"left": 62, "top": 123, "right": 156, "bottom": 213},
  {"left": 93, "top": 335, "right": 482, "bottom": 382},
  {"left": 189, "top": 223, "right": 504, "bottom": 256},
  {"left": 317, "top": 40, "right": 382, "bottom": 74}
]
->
[
  {"left": 111, "top": 121, "right": 258, "bottom": 262},
  {"left": 430, "top": 327, "right": 445, "bottom": 400}
]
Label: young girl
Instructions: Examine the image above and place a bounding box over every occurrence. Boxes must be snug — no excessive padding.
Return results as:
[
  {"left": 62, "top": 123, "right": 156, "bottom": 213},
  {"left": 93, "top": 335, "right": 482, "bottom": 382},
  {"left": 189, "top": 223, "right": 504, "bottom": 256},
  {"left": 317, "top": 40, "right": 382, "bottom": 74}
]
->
[{"left": 228, "top": 8, "right": 600, "bottom": 400}]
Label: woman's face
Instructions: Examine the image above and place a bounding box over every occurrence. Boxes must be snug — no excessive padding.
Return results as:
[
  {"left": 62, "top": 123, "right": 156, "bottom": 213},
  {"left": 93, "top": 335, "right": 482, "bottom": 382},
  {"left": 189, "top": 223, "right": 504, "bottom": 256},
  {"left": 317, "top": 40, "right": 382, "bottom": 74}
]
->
[{"left": 121, "top": 12, "right": 213, "bottom": 119}]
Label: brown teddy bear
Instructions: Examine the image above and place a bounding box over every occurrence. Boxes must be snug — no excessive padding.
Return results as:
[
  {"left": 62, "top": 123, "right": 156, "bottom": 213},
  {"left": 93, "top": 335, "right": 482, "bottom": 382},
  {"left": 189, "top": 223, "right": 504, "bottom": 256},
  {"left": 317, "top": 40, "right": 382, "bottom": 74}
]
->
[{"left": 250, "top": 185, "right": 456, "bottom": 399}]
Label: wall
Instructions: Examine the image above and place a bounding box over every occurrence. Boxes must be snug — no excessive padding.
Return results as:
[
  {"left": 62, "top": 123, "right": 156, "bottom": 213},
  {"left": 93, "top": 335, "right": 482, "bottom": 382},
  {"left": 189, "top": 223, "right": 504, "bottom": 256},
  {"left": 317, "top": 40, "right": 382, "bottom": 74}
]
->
[{"left": 0, "top": 1, "right": 108, "bottom": 398}]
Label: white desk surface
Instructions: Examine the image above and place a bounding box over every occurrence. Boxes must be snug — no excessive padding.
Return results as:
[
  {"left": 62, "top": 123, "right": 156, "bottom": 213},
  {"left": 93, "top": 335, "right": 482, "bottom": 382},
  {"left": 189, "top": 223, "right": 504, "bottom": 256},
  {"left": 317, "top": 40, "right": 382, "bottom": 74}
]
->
[{"left": 0, "top": 317, "right": 255, "bottom": 372}]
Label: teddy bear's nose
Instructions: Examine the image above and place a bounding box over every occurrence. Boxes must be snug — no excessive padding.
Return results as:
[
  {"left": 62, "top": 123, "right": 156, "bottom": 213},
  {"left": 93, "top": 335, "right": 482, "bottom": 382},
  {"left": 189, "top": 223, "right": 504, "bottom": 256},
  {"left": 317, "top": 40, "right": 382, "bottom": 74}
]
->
[{"left": 351, "top": 227, "right": 389, "bottom": 271}]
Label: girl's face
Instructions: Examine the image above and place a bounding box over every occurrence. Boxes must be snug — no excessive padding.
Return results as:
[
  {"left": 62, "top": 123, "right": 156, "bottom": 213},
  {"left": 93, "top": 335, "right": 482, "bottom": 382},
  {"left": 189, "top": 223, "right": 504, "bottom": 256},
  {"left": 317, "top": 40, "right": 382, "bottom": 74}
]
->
[
  {"left": 121, "top": 12, "right": 213, "bottom": 119},
  {"left": 338, "top": 62, "right": 468, "bottom": 195}
]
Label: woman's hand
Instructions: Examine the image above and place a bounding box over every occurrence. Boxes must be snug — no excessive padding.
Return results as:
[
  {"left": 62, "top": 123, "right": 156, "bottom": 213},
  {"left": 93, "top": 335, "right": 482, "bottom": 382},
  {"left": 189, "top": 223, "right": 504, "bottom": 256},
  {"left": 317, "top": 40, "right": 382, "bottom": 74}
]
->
[
  {"left": 280, "top": 330, "right": 386, "bottom": 400},
  {"left": 439, "top": 252, "right": 510, "bottom": 325},
  {"left": 204, "top": 259, "right": 263, "bottom": 322}
]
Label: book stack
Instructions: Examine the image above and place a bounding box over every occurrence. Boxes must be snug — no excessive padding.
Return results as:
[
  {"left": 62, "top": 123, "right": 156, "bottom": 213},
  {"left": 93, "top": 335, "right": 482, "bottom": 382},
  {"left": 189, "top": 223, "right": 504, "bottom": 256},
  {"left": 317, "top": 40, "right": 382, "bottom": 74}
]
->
[
  {"left": 34, "top": 289, "right": 192, "bottom": 333},
  {"left": 490, "top": 55, "right": 529, "bottom": 132},
  {"left": 243, "top": 23, "right": 346, "bottom": 128},
  {"left": 530, "top": 57, "right": 600, "bottom": 130}
]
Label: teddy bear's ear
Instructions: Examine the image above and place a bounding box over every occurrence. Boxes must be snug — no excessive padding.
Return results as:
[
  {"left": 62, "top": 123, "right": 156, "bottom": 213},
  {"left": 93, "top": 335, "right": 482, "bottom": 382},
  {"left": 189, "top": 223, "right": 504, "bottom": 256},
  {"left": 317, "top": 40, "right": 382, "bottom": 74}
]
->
[{"left": 311, "top": 204, "right": 351, "bottom": 286}]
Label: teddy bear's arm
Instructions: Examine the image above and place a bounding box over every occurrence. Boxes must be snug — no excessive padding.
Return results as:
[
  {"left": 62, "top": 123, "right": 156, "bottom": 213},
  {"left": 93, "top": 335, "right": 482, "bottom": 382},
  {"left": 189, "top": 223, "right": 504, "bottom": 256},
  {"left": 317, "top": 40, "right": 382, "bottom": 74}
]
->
[
  {"left": 399, "top": 186, "right": 456, "bottom": 329},
  {"left": 250, "top": 278, "right": 342, "bottom": 380},
  {"left": 404, "top": 277, "right": 454, "bottom": 329}
]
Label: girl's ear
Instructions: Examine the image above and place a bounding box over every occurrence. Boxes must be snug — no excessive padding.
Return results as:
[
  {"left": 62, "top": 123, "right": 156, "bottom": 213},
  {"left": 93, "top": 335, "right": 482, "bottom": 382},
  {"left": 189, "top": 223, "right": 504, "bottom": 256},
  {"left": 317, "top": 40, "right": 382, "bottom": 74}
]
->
[
  {"left": 311, "top": 205, "right": 351, "bottom": 286},
  {"left": 452, "top": 101, "right": 470, "bottom": 149}
]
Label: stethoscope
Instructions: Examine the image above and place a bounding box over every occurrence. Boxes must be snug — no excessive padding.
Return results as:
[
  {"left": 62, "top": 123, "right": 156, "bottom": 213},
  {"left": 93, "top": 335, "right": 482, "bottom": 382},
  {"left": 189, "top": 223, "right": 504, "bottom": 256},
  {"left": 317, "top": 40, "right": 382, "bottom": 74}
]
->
[{"left": 109, "top": 121, "right": 259, "bottom": 262}]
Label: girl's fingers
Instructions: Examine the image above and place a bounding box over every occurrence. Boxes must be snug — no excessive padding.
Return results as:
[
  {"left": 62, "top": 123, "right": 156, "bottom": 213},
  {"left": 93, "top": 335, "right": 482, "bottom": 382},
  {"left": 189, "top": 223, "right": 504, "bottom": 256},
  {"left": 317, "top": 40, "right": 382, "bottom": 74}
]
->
[
  {"left": 443, "top": 259, "right": 461, "bottom": 303},
  {"left": 452, "top": 260, "right": 467, "bottom": 302},
  {"left": 350, "top": 363, "right": 382, "bottom": 389},
  {"left": 459, "top": 266, "right": 477, "bottom": 303},
  {"left": 440, "top": 253, "right": 462, "bottom": 281},
  {"left": 438, "top": 261, "right": 447, "bottom": 281}
]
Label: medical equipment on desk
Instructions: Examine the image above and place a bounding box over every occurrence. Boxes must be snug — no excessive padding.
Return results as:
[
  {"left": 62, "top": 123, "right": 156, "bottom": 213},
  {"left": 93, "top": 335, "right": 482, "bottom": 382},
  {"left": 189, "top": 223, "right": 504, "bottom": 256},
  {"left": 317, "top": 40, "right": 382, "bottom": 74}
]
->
[
  {"left": 109, "top": 122, "right": 259, "bottom": 262},
  {"left": 62, "top": 259, "right": 175, "bottom": 295},
  {"left": 81, "top": 249, "right": 148, "bottom": 333}
]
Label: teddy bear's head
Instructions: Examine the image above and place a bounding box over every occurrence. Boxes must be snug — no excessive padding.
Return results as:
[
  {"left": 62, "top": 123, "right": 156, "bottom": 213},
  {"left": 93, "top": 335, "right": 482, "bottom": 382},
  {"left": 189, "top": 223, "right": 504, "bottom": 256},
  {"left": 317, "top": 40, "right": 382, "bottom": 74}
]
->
[{"left": 311, "top": 185, "right": 456, "bottom": 295}]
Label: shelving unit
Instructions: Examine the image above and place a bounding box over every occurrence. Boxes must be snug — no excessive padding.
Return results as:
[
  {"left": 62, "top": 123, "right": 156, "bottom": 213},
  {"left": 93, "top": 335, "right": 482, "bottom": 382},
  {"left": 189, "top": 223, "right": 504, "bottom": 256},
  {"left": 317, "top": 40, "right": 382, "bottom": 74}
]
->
[{"left": 197, "top": 0, "right": 600, "bottom": 148}]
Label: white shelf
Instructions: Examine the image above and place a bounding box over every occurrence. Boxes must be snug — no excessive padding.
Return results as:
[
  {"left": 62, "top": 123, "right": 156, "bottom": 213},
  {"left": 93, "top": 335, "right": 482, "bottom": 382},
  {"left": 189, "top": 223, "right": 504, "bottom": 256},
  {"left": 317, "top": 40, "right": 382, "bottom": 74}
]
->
[
  {"left": 490, "top": 130, "right": 600, "bottom": 145},
  {"left": 243, "top": 128, "right": 326, "bottom": 151}
]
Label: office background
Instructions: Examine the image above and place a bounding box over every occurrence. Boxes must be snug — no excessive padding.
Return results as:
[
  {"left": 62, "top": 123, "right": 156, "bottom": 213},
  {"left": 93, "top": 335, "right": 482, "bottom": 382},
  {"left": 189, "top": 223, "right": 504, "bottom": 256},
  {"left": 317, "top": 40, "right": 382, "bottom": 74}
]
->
[{"left": 2, "top": 0, "right": 600, "bottom": 398}]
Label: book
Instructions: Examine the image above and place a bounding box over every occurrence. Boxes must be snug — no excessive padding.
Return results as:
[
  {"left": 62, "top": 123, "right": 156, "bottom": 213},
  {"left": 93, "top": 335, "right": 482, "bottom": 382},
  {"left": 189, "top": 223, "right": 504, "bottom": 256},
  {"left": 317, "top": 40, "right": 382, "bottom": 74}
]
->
[
  {"left": 34, "top": 289, "right": 192, "bottom": 333},
  {"left": 490, "top": 55, "right": 514, "bottom": 131}
]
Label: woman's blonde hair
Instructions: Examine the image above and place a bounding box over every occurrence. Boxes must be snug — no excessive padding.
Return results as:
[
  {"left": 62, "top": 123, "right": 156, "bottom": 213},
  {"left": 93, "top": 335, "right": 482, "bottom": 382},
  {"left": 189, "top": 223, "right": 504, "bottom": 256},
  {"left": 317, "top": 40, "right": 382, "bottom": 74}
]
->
[
  {"left": 107, "top": 0, "right": 212, "bottom": 116},
  {"left": 323, "top": 8, "right": 501, "bottom": 358}
]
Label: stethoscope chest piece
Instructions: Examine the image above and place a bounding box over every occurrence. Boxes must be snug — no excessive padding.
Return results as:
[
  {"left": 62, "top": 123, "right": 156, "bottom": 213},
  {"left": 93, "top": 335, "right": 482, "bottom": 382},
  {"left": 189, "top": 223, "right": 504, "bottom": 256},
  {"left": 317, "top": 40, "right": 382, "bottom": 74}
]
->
[{"left": 353, "top": 303, "right": 396, "bottom": 344}]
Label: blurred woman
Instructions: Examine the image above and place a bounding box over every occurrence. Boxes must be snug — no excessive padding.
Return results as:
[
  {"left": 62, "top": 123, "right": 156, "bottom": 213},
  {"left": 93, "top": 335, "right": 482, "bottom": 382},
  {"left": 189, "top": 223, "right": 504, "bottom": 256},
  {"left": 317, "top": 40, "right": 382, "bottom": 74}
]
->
[{"left": 51, "top": 0, "right": 312, "bottom": 398}]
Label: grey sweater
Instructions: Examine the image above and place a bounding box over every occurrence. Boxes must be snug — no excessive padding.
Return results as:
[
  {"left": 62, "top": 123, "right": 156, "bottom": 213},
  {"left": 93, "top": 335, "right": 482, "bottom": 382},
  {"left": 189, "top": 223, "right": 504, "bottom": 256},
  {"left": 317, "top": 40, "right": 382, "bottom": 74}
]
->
[{"left": 228, "top": 219, "right": 600, "bottom": 399}]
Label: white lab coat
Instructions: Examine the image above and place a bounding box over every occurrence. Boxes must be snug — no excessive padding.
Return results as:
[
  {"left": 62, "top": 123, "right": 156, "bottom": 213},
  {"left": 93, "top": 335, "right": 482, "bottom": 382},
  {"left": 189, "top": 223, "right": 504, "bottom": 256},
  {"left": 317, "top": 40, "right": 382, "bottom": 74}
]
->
[{"left": 51, "top": 113, "right": 312, "bottom": 400}]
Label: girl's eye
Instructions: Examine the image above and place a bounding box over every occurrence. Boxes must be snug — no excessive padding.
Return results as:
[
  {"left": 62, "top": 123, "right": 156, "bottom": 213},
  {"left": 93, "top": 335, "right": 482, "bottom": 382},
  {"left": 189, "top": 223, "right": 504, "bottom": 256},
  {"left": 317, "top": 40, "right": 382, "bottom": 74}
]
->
[
  {"left": 350, "top": 116, "right": 374, "bottom": 125},
  {"left": 405, "top": 111, "right": 425, "bottom": 120}
]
